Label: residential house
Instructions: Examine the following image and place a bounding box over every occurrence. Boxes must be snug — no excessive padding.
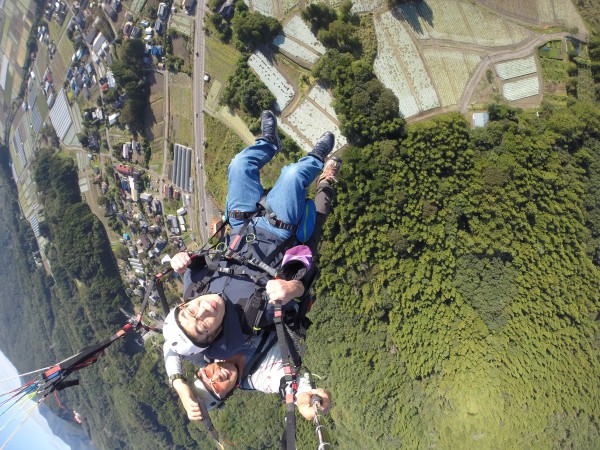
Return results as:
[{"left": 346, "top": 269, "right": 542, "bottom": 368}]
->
[
  {"left": 122, "top": 142, "right": 131, "bottom": 160},
  {"left": 154, "top": 19, "right": 163, "bottom": 35},
  {"left": 115, "top": 164, "right": 133, "bottom": 176},
  {"left": 92, "top": 33, "right": 106, "bottom": 55},
  {"left": 103, "top": 3, "right": 117, "bottom": 21},
  {"left": 157, "top": 2, "right": 168, "bottom": 19},
  {"left": 108, "top": 112, "right": 120, "bottom": 126},
  {"left": 218, "top": 0, "right": 234, "bottom": 19},
  {"left": 106, "top": 71, "right": 116, "bottom": 88}
]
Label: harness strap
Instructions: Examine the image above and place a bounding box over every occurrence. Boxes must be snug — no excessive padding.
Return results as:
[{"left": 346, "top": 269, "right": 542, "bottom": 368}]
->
[
  {"left": 274, "top": 301, "right": 302, "bottom": 450},
  {"left": 258, "top": 198, "right": 298, "bottom": 232},
  {"left": 229, "top": 210, "right": 255, "bottom": 221}
]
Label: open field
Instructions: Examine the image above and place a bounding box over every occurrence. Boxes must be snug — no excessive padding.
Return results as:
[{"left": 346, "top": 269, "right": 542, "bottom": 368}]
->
[
  {"left": 130, "top": 0, "right": 146, "bottom": 14},
  {"left": 170, "top": 14, "right": 193, "bottom": 37},
  {"left": 205, "top": 33, "right": 240, "bottom": 84},
  {"left": 204, "top": 79, "right": 222, "bottom": 113},
  {"left": 169, "top": 73, "right": 193, "bottom": 147}
]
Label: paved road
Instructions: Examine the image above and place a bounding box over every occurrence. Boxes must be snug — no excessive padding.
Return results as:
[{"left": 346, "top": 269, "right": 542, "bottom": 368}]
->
[
  {"left": 459, "top": 32, "right": 586, "bottom": 113},
  {"left": 192, "top": 1, "right": 209, "bottom": 243}
]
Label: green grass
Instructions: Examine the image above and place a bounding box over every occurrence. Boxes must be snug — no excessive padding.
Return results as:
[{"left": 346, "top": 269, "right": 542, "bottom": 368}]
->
[
  {"left": 540, "top": 58, "right": 566, "bottom": 82},
  {"left": 169, "top": 79, "right": 193, "bottom": 146},
  {"left": 577, "top": 64, "right": 595, "bottom": 101},
  {"left": 538, "top": 41, "right": 563, "bottom": 60},
  {"left": 205, "top": 33, "right": 240, "bottom": 84},
  {"left": 204, "top": 115, "right": 244, "bottom": 209},
  {"left": 130, "top": 0, "right": 147, "bottom": 14},
  {"left": 4, "top": 71, "right": 13, "bottom": 105}
]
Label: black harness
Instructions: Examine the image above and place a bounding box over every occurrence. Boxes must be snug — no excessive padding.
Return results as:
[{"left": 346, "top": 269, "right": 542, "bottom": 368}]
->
[{"left": 182, "top": 203, "right": 318, "bottom": 450}]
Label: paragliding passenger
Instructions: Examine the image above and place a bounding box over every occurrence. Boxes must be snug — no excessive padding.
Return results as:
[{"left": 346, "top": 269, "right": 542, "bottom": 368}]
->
[{"left": 162, "top": 110, "right": 341, "bottom": 420}]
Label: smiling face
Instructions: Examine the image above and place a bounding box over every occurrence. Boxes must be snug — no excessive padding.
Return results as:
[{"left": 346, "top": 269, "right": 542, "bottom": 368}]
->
[
  {"left": 175, "top": 294, "right": 226, "bottom": 346},
  {"left": 199, "top": 361, "right": 239, "bottom": 398}
]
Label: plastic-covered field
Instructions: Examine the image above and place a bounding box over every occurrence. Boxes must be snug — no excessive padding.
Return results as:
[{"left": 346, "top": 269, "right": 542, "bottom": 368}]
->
[
  {"left": 374, "top": 12, "right": 439, "bottom": 118},
  {"left": 503, "top": 76, "right": 540, "bottom": 101},
  {"left": 397, "top": 0, "right": 531, "bottom": 47},
  {"left": 495, "top": 56, "right": 537, "bottom": 80}
]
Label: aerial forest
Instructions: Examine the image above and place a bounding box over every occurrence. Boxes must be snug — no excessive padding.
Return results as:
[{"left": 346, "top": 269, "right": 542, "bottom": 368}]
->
[{"left": 0, "top": 1, "right": 599, "bottom": 449}]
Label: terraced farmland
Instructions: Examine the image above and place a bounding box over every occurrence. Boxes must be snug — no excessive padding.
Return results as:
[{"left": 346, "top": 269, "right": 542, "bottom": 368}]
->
[
  {"left": 423, "top": 49, "right": 480, "bottom": 107},
  {"left": 398, "top": 0, "right": 532, "bottom": 47},
  {"left": 248, "top": 50, "right": 295, "bottom": 111},
  {"left": 374, "top": 12, "right": 439, "bottom": 118},
  {"left": 273, "top": 15, "right": 325, "bottom": 67},
  {"left": 281, "top": 84, "right": 346, "bottom": 153}
]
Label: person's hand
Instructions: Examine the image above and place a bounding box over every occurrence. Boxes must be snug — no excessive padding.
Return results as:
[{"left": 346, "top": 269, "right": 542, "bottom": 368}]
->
[
  {"left": 266, "top": 279, "right": 304, "bottom": 305},
  {"left": 181, "top": 395, "right": 203, "bottom": 421},
  {"left": 172, "top": 378, "right": 204, "bottom": 421},
  {"left": 171, "top": 252, "right": 192, "bottom": 274},
  {"left": 296, "top": 388, "right": 331, "bottom": 420}
]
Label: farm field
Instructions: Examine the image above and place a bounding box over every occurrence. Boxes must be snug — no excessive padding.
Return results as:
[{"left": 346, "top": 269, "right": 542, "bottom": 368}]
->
[
  {"left": 248, "top": 50, "right": 295, "bottom": 112},
  {"left": 170, "top": 14, "right": 193, "bottom": 37},
  {"left": 423, "top": 48, "right": 480, "bottom": 107},
  {"left": 54, "top": 34, "right": 73, "bottom": 82},
  {"left": 374, "top": 12, "right": 439, "bottom": 118},
  {"left": 204, "top": 79, "right": 222, "bottom": 113},
  {"left": 146, "top": 72, "right": 165, "bottom": 150},
  {"left": 351, "top": 0, "right": 384, "bottom": 14},
  {"left": 130, "top": 0, "right": 146, "bottom": 14},
  {"left": 476, "top": 0, "right": 540, "bottom": 23},
  {"left": 245, "top": 0, "right": 276, "bottom": 18},
  {"left": 273, "top": 15, "right": 325, "bottom": 67},
  {"left": 576, "top": 64, "right": 595, "bottom": 101},
  {"left": 495, "top": 56, "right": 537, "bottom": 80},
  {"left": 169, "top": 73, "right": 193, "bottom": 147},
  {"left": 398, "top": 0, "right": 532, "bottom": 47},
  {"left": 503, "top": 76, "right": 540, "bottom": 101},
  {"left": 281, "top": 84, "right": 347, "bottom": 153},
  {"left": 205, "top": 33, "right": 240, "bottom": 85}
]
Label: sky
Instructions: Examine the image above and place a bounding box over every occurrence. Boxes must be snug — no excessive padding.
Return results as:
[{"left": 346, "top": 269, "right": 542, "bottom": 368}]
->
[{"left": 0, "top": 350, "right": 72, "bottom": 450}]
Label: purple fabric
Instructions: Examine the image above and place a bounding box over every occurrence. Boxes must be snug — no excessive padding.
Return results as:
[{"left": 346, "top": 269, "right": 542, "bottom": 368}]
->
[{"left": 282, "top": 245, "right": 313, "bottom": 272}]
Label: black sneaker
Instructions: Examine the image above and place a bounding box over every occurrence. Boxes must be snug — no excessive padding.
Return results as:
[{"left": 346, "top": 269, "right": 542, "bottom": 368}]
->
[
  {"left": 259, "top": 110, "right": 282, "bottom": 152},
  {"left": 309, "top": 131, "right": 335, "bottom": 162}
]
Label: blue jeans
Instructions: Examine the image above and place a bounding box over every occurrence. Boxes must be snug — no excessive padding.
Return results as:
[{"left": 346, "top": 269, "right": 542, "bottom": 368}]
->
[{"left": 226, "top": 139, "right": 324, "bottom": 240}]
